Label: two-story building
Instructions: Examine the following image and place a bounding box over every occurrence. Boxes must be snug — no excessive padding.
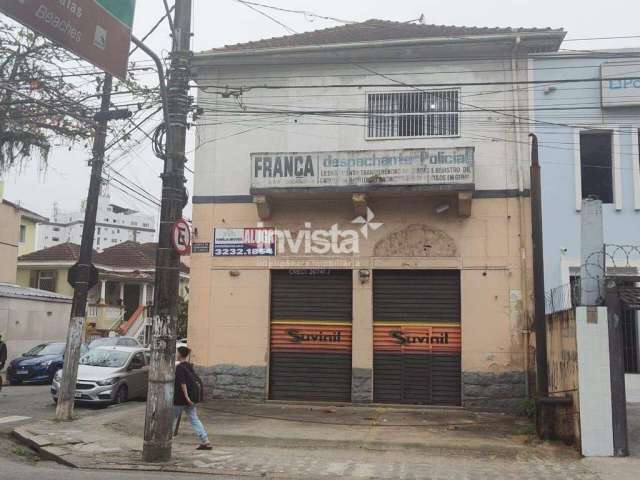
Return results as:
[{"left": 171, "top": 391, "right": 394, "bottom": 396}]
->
[
  {"left": 533, "top": 49, "right": 640, "bottom": 389},
  {"left": 189, "top": 20, "right": 565, "bottom": 409}
]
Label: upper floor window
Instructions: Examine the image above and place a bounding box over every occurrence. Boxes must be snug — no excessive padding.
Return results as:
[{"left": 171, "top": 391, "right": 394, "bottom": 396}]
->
[
  {"left": 580, "top": 131, "right": 613, "bottom": 204},
  {"left": 367, "top": 90, "right": 459, "bottom": 139},
  {"left": 19, "top": 225, "right": 26, "bottom": 244}
]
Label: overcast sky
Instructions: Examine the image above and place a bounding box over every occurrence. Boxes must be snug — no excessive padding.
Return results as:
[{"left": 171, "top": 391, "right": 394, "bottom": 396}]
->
[{"left": 3, "top": 0, "right": 639, "bottom": 223}]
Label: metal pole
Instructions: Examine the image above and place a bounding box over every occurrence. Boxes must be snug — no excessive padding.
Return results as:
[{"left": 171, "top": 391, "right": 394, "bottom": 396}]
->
[
  {"left": 529, "top": 134, "right": 549, "bottom": 400},
  {"left": 56, "top": 74, "right": 113, "bottom": 421},
  {"left": 142, "top": 0, "right": 191, "bottom": 463}
]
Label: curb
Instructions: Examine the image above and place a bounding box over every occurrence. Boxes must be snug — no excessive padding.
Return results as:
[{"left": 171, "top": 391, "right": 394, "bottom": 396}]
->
[{"left": 12, "top": 426, "right": 77, "bottom": 468}]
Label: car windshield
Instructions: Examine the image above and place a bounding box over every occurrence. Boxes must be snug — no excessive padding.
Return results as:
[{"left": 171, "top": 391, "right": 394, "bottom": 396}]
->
[
  {"left": 24, "top": 344, "right": 46, "bottom": 356},
  {"left": 80, "top": 350, "right": 130, "bottom": 368},
  {"left": 88, "top": 338, "right": 117, "bottom": 349},
  {"left": 35, "top": 344, "right": 66, "bottom": 356}
]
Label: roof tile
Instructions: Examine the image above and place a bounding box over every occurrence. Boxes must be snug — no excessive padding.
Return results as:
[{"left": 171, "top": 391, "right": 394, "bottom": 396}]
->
[{"left": 210, "top": 19, "right": 563, "bottom": 52}]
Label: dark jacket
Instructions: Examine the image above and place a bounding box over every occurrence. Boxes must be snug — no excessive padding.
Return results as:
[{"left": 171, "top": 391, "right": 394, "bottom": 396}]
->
[
  {"left": 0, "top": 341, "right": 7, "bottom": 368},
  {"left": 174, "top": 362, "right": 195, "bottom": 406}
]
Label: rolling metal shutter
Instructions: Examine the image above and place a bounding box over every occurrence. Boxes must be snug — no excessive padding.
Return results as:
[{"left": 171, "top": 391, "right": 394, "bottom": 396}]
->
[
  {"left": 270, "top": 270, "right": 352, "bottom": 402},
  {"left": 373, "top": 270, "right": 461, "bottom": 406}
]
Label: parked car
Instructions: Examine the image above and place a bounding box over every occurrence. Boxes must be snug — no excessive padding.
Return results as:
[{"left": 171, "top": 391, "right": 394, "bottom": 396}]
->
[
  {"left": 51, "top": 346, "right": 149, "bottom": 405},
  {"left": 88, "top": 336, "right": 141, "bottom": 350},
  {"left": 6, "top": 342, "right": 87, "bottom": 385}
]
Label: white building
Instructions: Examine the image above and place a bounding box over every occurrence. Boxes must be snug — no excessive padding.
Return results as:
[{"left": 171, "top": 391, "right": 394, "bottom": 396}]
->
[{"left": 38, "top": 188, "right": 155, "bottom": 252}]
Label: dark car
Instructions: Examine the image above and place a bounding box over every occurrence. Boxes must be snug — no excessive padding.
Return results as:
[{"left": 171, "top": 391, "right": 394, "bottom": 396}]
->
[{"left": 6, "top": 342, "right": 86, "bottom": 385}]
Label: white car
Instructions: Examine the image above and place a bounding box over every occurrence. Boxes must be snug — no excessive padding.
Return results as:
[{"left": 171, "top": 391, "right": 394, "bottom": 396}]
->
[{"left": 51, "top": 346, "right": 149, "bottom": 405}]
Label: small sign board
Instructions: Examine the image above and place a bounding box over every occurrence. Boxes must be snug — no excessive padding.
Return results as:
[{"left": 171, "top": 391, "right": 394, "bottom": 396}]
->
[
  {"left": 191, "top": 242, "right": 211, "bottom": 254},
  {"left": 171, "top": 219, "right": 191, "bottom": 256},
  {"left": 0, "top": 0, "right": 136, "bottom": 80},
  {"left": 213, "top": 228, "right": 276, "bottom": 257},
  {"left": 67, "top": 262, "right": 99, "bottom": 290},
  {"left": 601, "top": 62, "right": 640, "bottom": 108}
]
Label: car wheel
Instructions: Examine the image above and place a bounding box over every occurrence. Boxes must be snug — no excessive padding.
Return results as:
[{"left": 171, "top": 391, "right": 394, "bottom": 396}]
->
[{"left": 114, "top": 385, "right": 128, "bottom": 405}]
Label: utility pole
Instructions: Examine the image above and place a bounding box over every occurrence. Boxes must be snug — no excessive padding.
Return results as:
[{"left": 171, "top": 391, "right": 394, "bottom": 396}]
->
[
  {"left": 56, "top": 74, "right": 113, "bottom": 421},
  {"left": 142, "top": 0, "right": 191, "bottom": 463},
  {"left": 529, "top": 133, "right": 549, "bottom": 401}
]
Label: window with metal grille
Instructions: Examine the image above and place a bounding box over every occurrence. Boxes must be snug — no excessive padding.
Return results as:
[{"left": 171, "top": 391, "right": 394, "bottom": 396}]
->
[{"left": 367, "top": 90, "right": 460, "bottom": 139}]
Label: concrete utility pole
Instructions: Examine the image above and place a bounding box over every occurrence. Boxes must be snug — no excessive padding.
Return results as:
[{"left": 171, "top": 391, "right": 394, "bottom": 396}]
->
[
  {"left": 580, "top": 198, "right": 605, "bottom": 305},
  {"left": 142, "top": 0, "right": 191, "bottom": 463},
  {"left": 57, "top": 74, "right": 113, "bottom": 421}
]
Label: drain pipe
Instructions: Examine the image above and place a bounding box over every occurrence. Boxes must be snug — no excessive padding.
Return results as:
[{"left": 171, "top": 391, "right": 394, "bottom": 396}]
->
[{"left": 510, "top": 37, "right": 532, "bottom": 398}]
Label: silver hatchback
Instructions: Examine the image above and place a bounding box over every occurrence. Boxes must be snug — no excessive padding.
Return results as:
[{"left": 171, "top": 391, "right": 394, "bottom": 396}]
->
[{"left": 51, "top": 346, "right": 149, "bottom": 405}]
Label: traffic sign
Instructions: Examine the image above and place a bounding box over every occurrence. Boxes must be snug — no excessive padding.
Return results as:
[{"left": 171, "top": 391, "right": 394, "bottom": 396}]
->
[
  {"left": 0, "top": 0, "right": 136, "bottom": 80},
  {"left": 171, "top": 219, "right": 191, "bottom": 256},
  {"left": 67, "top": 263, "right": 100, "bottom": 290}
]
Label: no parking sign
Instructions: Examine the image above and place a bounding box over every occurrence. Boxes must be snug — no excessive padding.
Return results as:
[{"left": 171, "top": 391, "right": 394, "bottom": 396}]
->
[{"left": 171, "top": 219, "right": 191, "bottom": 256}]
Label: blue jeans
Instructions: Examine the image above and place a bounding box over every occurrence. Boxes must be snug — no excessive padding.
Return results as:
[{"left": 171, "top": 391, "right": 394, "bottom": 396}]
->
[{"left": 174, "top": 405, "right": 209, "bottom": 444}]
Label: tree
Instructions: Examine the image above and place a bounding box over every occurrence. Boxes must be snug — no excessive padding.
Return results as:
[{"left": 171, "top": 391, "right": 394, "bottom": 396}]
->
[{"left": 0, "top": 21, "right": 159, "bottom": 171}]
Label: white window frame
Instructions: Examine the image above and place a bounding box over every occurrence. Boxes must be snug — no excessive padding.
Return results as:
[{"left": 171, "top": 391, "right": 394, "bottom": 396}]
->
[
  {"left": 574, "top": 126, "right": 622, "bottom": 211},
  {"left": 364, "top": 89, "right": 461, "bottom": 140}
]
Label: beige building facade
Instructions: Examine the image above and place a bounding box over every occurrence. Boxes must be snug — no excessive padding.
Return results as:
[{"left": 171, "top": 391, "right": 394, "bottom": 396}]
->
[{"left": 189, "top": 21, "right": 565, "bottom": 408}]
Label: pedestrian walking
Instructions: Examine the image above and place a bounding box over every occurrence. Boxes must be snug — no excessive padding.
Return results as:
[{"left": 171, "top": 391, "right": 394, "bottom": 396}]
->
[
  {"left": 0, "top": 334, "right": 7, "bottom": 391},
  {"left": 174, "top": 346, "right": 211, "bottom": 450},
  {"left": 0, "top": 334, "right": 7, "bottom": 371}
]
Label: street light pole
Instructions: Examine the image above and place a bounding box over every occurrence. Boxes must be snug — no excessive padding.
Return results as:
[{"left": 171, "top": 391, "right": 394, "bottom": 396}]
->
[
  {"left": 56, "top": 74, "right": 113, "bottom": 421},
  {"left": 142, "top": 0, "right": 192, "bottom": 463}
]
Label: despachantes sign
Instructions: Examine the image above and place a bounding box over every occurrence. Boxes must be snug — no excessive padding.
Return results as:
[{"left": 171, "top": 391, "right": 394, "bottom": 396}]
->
[{"left": 251, "top": 148, "right": 474, "bottom": 190}]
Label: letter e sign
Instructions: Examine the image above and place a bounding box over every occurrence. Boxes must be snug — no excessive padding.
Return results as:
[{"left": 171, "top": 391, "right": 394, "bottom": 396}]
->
[{"left": 171, "top": 219, "right": 191, "bottom": 255}]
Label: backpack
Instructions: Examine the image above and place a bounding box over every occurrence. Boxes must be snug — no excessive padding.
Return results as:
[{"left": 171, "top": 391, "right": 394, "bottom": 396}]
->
[{"left": 185, "top": 363, "right": 204, "bottom": 404}]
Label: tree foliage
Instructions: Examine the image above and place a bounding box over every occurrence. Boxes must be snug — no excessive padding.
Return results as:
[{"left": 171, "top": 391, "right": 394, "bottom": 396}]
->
[
  {"left": 0, "top": 21, "right": 160, "bottom": 172},
  {"left": 0, "top": 21, "right": 95, "bottom": 170}
]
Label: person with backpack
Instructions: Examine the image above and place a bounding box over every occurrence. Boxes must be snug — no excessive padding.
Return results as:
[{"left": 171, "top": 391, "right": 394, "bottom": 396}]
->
[{"left": 174, "top": 346, "right": 211, "bottom": 450}]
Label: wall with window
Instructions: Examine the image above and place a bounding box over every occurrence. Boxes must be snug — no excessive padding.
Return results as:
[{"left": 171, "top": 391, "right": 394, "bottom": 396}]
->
[
  {"left": 533, "top": 52, "right": 640, "bottom": 292},
  {"left": 0, "top": 201, "right": 19, "bottom": 284},
  {"left": 15, "top": 267, "right": 75, "bottom": 296},
  {"left": 17, "top": 217, "right": 38, "bottom": 257},
  {"left": 193, "top": 58, "right": 531, "bottom": 199}
]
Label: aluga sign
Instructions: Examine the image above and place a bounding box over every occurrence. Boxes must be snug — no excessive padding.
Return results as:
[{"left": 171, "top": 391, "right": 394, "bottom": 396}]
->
[{"left": 250, "top": 148, "right": 475, "bottom": 190}]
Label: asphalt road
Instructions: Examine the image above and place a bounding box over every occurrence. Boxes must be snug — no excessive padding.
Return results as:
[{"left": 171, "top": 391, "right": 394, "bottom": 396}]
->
[{"left": 0, "top": 384, "right": 60, "bottom": 434}]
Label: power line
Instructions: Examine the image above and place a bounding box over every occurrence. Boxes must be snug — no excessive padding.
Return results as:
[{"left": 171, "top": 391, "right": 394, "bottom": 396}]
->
[
  {"left": 233, "top": 0, "right": 297, "bottom": 34},
  {"left": 233, "top": 0, "right": 355, "bottom": 24}
]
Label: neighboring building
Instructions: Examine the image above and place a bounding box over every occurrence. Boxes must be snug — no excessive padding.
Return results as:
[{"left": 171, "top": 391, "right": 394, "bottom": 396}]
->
[
  {"left": 533, "top": 50, "right": 640, "bottom": 387},
  {"left": 16, "top": 241, "right": 189, "bottom": 344},
  {"left": 0, "top": 186, "right": 47, "bottom": 283},
  {"left": 0, "top": 199, "right": 20, "bottom": 284},
  {"left": 0, "top": 283, "right": 71, "bottom": 366},
  {"left": 38, "top": 187, "right": 155, "bottom": 252},
  {"left": 189, "top": 21, "right": 565, "bottom": 408}
]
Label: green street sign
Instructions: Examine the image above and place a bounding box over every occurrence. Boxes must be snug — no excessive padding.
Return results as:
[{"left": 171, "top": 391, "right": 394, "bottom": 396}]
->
[
  {"left": 96, "top": 0, "right": 136, "bottom": 29},
  {"left": 0, "top": 0, "right": 137, "bottom": 80}
]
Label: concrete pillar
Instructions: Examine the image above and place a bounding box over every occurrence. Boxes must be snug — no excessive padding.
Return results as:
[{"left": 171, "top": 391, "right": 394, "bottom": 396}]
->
[
  {"left": 580, "top": 198, "right": 604, "bottom": 305},
  {"left": 119, "top": 283, "right": 125, "bottom": 303},
  {"left": 142, "top": 283, "right": 148, "bottom": 305},
  {"left": 100, "top": 281, "right": 106, "bottom": 304},
  {"left": 352, "top": 269, "right": 373, "bottom": 403}
]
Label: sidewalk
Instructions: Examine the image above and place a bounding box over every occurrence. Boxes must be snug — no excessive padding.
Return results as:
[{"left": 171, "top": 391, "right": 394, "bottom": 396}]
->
[{"left": 11, "top": 400, "right": 616, "bottom": 479}]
